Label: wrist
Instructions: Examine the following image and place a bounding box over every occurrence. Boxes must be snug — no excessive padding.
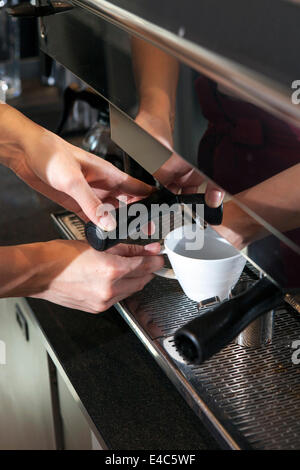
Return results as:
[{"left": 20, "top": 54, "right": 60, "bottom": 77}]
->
[
  {"left": 138, "top": 92, "right": 173, "bottom": 127},
  {"left": 216, "top": 200, "right": 265, "bottom": 250},
  {"left": 27, "top": 240, "right": 78, "bottom": 296},
  {"left": 135, "top": 109, "right": 173, "bottom": 148}
]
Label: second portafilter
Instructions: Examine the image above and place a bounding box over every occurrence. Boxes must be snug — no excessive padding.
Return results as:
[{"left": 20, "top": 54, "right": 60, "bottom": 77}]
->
[{"left": 174, "top": 277, "right": 284, "bottom": 364}]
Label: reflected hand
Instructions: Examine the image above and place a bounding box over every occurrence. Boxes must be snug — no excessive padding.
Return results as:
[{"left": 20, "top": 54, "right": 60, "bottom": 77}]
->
[{"left": 135, "top": 110, "right": 224, "bottom": 207}]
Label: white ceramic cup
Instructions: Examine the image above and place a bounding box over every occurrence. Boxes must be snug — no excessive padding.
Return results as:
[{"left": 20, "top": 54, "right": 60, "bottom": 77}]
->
[{"left": 155, "top": 224, "right": 246, "bottom": 302}]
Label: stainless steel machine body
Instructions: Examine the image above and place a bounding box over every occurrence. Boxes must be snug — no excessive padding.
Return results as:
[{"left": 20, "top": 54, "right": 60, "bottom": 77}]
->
[
  {"left": 40, "top": 0, "right": 300, "bottom": 449},
  {"left": 51, "top": 211, "right": 300, "bottom": 449}
]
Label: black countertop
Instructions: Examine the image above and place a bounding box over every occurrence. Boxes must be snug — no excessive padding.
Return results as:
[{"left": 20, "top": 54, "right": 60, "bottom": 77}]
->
[{"left": 0, "top": 85, "right": 219, "bottom": 450}]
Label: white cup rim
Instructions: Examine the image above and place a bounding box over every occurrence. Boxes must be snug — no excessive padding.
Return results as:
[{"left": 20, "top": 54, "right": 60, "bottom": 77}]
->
[{"left": 164, "top": 224, "right": 243, "bottom": 263}]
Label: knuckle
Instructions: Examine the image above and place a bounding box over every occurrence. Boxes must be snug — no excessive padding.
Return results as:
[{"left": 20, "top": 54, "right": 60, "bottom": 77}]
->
[
  {"left": 132, "top": 256, "right": 144, "bottom": 270},
  {"left": 145, "top": 256, "right": 163, "bottom": 273},
  {"left": 90, "top": 295, "right": 105, "bottom": 313},
  {"left": 115, "top": 170, "right": 127, "bottom": 188},
  {"left": 87, "top": 196, "right": 102, "bottom": 213},
  {"left": 97, "top": 303, "right": 107, "bottom": 313},
  {"left": 106, "top": 264, "right": 118, "bottom": 280},
  {"left": 102, "top": 285, "right": 114, "bottom": 302},
  {"left": 64, "top": 173, "right": 82, "bottom": 194},
  {"left": 129, "top": 245, "right": 142, "bottom": 257},
  {"left": 90, "top": 307, "right": 101, "bottom": 314},
  {"left": 156, "top": 256, "right": 165, "bottom": 270},
  {"left": 138, "top": 276, "right": 149, "bottom": 291},
  {"left": 92, "top": 299, "right": 107, "bottom": 312}
]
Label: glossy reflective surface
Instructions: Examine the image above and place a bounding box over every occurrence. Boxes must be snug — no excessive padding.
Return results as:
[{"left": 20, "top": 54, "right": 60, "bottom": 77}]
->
[{"left": 41, "top": 4, "right": 300, "bottom": 290}]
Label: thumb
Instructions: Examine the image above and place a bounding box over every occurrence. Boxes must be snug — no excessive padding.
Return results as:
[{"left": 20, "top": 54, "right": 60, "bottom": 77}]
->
[
  {"left": 68, "top": 177, "right": 116, "bottom": 228},
  {"left": 205, "top": 183, "right": 225, "bottom": 208}
]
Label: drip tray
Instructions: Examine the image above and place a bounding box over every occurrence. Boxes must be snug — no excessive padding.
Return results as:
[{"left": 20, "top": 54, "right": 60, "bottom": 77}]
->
[{"left": 51, "top": 210, "right": 300, "bottom": 449}]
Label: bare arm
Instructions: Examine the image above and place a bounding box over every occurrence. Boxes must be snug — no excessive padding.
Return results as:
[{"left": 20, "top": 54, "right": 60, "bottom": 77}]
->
[
  {"left": 131, "top": 36, "right": 179, "bottom": 134},
  {"left": 0, "top": 243, "right": 50, "bottom": 299},
  {"left": 0, "top": 103, "right": 165, "bottom": 311},
  {"left": 131, "top": 37, "right": 224, "bottom": 206},
  {"left": 218, "top": 164, "right": 300, "bottom": 250},
  {"left": 0, "top": 103, "right": 153, "bottom": 228},
  {"left": 0, "top": 240, "right": 163, "bottom": 313}
]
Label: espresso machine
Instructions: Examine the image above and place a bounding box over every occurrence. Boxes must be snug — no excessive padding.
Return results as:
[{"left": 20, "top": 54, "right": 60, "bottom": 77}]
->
[{"left": 10, "top": 0, "right": 300, "bottom": 449}]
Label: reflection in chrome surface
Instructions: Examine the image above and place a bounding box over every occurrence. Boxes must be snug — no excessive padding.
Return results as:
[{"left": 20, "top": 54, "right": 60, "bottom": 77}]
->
[
  {"left": 43, "top": 1, "right": 300, "bottom": 448},
  {"left": 41, "top": 5, "right": 300, "bottom": 290},
  {"left": 129, "top": 37, "right": 300, "bottom": 289}
]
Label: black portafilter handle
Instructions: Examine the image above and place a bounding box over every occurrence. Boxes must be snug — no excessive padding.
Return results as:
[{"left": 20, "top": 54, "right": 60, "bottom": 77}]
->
[
  {"left": 85, "top": 189, "right": 223, "bottom": 251},
  {"left": 174, "top": 277, "right": 284, "bottom": 365}
]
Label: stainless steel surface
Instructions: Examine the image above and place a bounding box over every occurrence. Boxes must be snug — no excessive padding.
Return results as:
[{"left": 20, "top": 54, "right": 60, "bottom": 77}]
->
[
  {"left": 38, "top": 0, "right": 300, "bottom": 292},
  {"left": 51, "top": 212, "right": 86, "bottom": 240},
  {"left": 110, "top": 104, "right": 171, "bottom": 174},
  {"left": 232, "top": 280, "right": 274, "bottom": 347},
  {"left": 71, "top": 0, "right": 300, "bottom": 128},
  {"left": 53, "top": 212, "right": 300, "bottom": 449},
  {"left": 285, "top": 294, "right": 300, "bottom": 314},
  {"left": 236, "top": 310, "right": 274, "bottom": 348},
  {"left": 122, "top": 281, "right": 300, "bottom": 450},
  {"left": 197, "top": 296, "right": 220, "bottom": 310},
  {"left": 161, "top": 306, "right": 300, "bottom": 450}
]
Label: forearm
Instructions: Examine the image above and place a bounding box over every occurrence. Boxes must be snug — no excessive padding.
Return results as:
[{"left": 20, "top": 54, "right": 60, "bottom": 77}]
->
[
  {"left": 216, "top": 200, "right": 267, "bottom": 251},
  {"left": 0, "top": 103, "right": 42, "bottom": 170},
  {"left": 217, "top": 164, "right": 300, "bottom": 250},
  {"left": 131, "top": 37, "right": 179, "bottom": 128},
  {"left": 0, "top": 242, "right": 57, "bottom": 298},
  {"left": 234, "top": 164, "right": 300, "bottom": 234}
]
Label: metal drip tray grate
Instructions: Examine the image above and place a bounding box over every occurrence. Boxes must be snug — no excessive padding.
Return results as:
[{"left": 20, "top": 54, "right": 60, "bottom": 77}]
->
[
  {"left": 162, "top": 308, "right": 300, "bottom": 449},
  {"left": 125, "top": 269, "right": 256, "bottom": 339},
  {"left": 51, "top": 210, "right": 300, "bottom": 449}
]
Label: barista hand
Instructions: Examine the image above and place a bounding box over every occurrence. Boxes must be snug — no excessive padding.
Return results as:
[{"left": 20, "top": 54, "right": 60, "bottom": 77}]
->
[
  {"left": 0, "top": 240, "right": 164, "bottom": 313},
  {"left": 135, "top": 109, "right": 224, "bottom": 207},
  {"left": 0, "top": 104, "right": 153, "bottom": 228}
]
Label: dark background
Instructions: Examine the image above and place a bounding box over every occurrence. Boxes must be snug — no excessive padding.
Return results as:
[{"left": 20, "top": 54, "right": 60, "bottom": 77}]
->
[{"left": 20, "top": 18, "right": 38, "bottom": 58}]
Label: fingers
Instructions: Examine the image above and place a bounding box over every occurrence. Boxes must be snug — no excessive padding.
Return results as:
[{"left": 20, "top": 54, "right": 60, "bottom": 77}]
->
[
  {"left": 68, "top": 175, "right": 103, "bottom": 225},
  {"left": 76, "top": 272, "right": 155, "bottom": 314},
  {"left": 117, "top": 173, "right": 155, "bottom": 197},
  {"left": 72, "top": 153, "right": 155, "bottom": 224},
  {"left": 67, "top": 174, "right": 120, "bottom": 228},
  {"left": 96, "top": 202, "right": 118, "bottom": 231},
  {"left": 121, "top": 253, "right": 164, "bottom": 278},
  {"left": 205, "top": 182, "right": 225, "bottom": 208},
  {"left": 105, "top": 245, "right": 164, "bottom": 279},
  {"left": 107, "top": 242, "right": 161, "bottom": 257},
  {"left": 83, "top": 154, "right": 154, "bottom": 197}
]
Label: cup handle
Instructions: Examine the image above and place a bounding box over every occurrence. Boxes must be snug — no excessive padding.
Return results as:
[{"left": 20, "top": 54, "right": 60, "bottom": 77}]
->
[{"left": 154, "top": 246, "right": 177, "bottom": 280}]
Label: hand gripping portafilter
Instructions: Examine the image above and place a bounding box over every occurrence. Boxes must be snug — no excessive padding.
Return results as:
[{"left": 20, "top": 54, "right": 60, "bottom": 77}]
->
[
  {"left": 85, "top": 187, "right": 223, "bottom": 251},
  {"left": 174, "top": 277, "right": 284, "bottom": 364}
]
